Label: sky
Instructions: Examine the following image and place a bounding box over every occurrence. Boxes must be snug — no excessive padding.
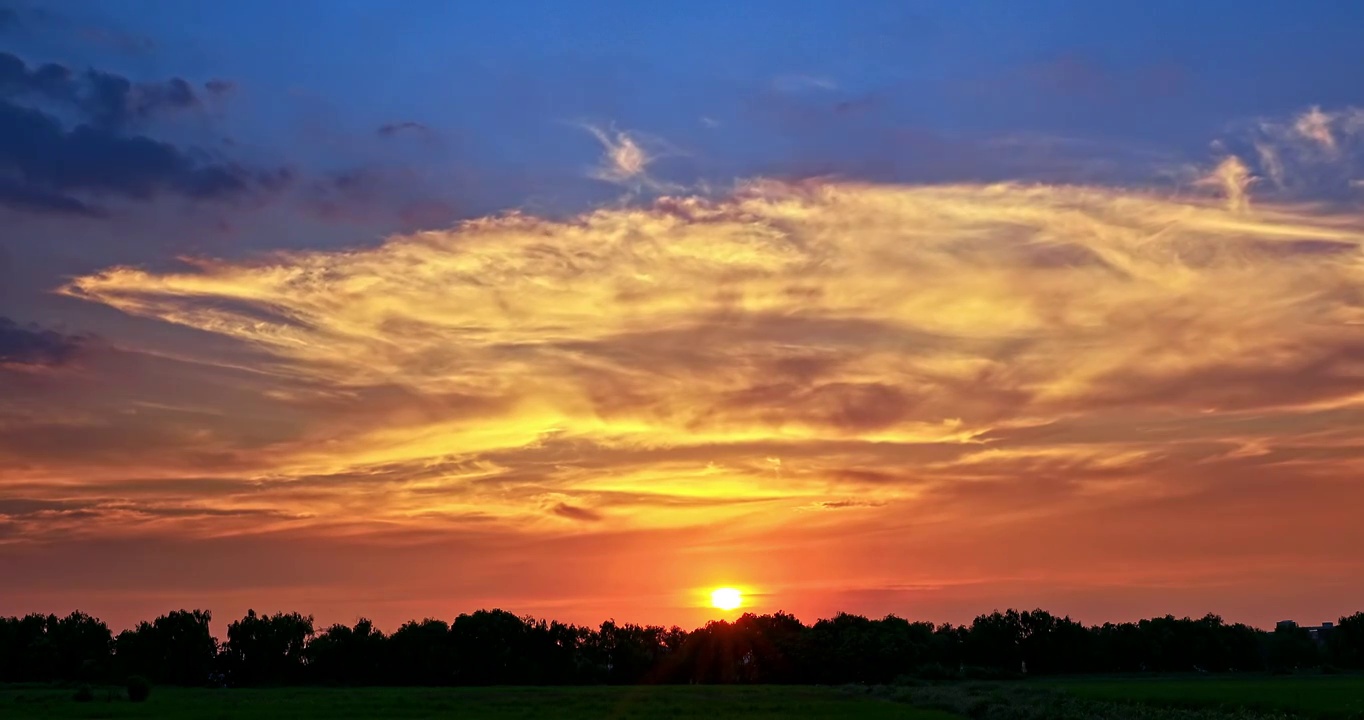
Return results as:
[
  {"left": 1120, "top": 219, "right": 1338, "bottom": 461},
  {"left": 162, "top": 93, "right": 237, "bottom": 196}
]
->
[{"left": 3, "top": 0, "right": 1364, "bottom": 634}]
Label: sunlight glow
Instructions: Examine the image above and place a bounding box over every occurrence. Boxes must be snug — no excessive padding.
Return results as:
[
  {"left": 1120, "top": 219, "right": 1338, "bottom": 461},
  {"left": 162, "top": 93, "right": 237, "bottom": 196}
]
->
[{"left": 711, "top": 587, "right": 742, "bottom": 611}]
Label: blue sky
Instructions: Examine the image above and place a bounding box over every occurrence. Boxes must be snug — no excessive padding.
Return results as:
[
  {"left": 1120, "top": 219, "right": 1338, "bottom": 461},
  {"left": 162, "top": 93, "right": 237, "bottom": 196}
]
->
[{"left": 5, "top": 0, "right": 1364, "bottom": 273}]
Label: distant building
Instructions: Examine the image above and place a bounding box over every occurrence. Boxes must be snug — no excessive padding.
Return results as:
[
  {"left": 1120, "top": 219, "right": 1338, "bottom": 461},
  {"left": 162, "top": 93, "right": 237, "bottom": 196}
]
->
[
  {"left": 1277, "top": 619, "right": 1335, "bottom": 644},
  {"left": 1306, "top": 622, "right": 1334, "bottom": 644}
]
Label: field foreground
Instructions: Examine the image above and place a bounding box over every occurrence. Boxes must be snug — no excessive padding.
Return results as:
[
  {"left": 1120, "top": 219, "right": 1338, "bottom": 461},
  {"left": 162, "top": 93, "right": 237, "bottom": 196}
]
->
[
  {"left": 3, "top": 685, "right": 954, "bottom": 720},
  {"left": 5, "top": 676, "right": 1364, "bottom": 720}
]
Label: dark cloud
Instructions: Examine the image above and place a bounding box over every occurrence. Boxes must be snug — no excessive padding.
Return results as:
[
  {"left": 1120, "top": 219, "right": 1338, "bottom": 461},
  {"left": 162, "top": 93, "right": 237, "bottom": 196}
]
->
[
  {"left": 0, "top": 51, "right": 72, "bottom": 97},
  {"left": 204, "top": 79, "right": 235, "bottom": 97},
  {"left": 0, "top": 99, "right": 290, "bottom": 213},
  {"left": 0, "top": 51, "right": 287, "bottom": 216},
  {"left": 81, "top": 70, "right": 198, "bottom": 131},
  {"left": 818, "top": 499, "right": 886, "bottom": 509},
  {"left": 376, "top": 121, "right": 432, "bottom": 138},
  {"left": 0, "top": 418, "right": 243, "bottom": 470},
  {"left": 0, "top": 316, "right": 86, "bottom": 366},
  {"left": 0, "top": 498, "right": 82, "bottom": 516},
  {"left": 1, "top": 51, "right": 200, "bottom": 131},
  {"left": 551, "top": 502, "right": 603, "bottom": 523},
  {"left": 0, "top": 176, "right": 106, "bottom": 217}
]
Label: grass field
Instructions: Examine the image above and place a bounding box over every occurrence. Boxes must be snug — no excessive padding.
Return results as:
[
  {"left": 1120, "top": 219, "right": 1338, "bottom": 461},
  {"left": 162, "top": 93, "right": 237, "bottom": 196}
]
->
[
  {"left": 1049, "top": 675, "right": 1364, "bottom": 718},
  {"left": 890, "top": 674, "right": 1364, "bottom": 720},
  {"left": 8, "top": 676, "right": 1364, "bottom": 720},
  {"left": 1, "top": 684, "right": 958, "bottom": 720}
]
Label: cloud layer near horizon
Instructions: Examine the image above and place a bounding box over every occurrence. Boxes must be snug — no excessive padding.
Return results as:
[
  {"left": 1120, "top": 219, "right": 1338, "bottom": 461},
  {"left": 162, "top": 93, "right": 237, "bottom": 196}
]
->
[{"left": 6, "top": 123, "right": 1364, "bottom": 627}]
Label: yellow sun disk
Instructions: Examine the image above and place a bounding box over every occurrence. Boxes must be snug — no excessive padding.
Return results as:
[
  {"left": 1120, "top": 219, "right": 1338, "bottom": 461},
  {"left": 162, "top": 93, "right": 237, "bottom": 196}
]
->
[{"left": 711, "top": 587, "right": 742, "bottom": 611}]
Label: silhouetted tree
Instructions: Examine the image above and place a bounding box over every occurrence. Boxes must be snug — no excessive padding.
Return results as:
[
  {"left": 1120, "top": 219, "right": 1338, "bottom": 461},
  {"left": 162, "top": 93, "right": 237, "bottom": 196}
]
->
[
  {"left": 0, "top": 612, "right": 111, "bottom": 682},
  {"left": 305, "top": 618, "right": 387, "bottom": 684},
  {"left": 1329, "top": 612, "right": 1364, "bottom": 668},
  {"left": 387, "top": 618, "right": 454, "bottom": 685},
  {"left": 222, "top": 610, "right": 314, "bottom": 685},
  {"left": 5, "top": 605, "right": 1364, "bottom": 686},
  {"left": 732, "top": 611, "right": 811, "bottom": 683},
  {"left": 965, "top": 610, "right": 1024, "bottom": 672},
  {"left": 113, "top": 609, "right": 217, "bottom": 685}
]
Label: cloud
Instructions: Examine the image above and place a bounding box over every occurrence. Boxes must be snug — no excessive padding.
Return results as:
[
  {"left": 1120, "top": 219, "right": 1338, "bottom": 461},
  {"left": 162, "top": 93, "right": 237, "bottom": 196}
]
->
[
  {"left": 59, "top": 173, "right": 1364, "bottom": 502},
  {"left": 82, "top": 71, "right": 198, "bottom": 131},
  {"left": 584, "top": 124, "right": 680, "bottom": 191},
  {"left": 1295, "top": 106, "right": 1338, "bottom": 153},
  {"left": 0, "top": 51, "right": 70, "bottom": 97},
  {"left": 0, "top": 98, "right": 289, "bottom": 215},
  {"left": 376, "top": 121, "right": 432, "bottom": 139},
  {"left": 816, "top": 500, "right": 885, "bottom": 510},
  {"left": 0, "top": 52, "right": 292, "bottom": 217},
  {"left": 1218, "top": 105, "right": 1364, "bottom": 199},
  {"left": 0, "top": 176, "right": 106, "bottom": 217},
  {"left": 551, "top": 502, "right": 604, "bottom": 523},
  {"left": 0, "top": 316, "right": 86, "bottom": 367},
  {"left": 0, "top": 51, "right": 202, "bottom": 131},
  {"left": 771, "top": 75, "right": 839, "bottom": 94},
  {"left": 1196, "top": 155, "right": 1255, "bottom": 212},
  {"left": 204, "top": 79, "right": 235, "bottom": 97},
  {"left": 9, "top": 107, "right": 1364, "bottom": 625}
]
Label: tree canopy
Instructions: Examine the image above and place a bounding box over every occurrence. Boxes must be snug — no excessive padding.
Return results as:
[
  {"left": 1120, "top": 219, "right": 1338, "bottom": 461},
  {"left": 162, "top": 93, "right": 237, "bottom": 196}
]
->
[{"left": 1, "top": 608, "right": 1359, "bottom": 686}]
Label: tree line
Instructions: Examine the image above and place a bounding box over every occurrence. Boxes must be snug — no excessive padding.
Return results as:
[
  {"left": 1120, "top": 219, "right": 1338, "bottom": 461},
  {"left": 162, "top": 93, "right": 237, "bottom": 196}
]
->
[{"left": 2, "top": 608, "right": 1362, "bottom": 687}]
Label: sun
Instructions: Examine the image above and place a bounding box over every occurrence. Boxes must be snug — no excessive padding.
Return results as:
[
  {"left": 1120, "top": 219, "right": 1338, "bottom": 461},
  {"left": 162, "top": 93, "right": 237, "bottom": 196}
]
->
[{"left": 710, "top": 587, "right": 742, "bottom": 611}]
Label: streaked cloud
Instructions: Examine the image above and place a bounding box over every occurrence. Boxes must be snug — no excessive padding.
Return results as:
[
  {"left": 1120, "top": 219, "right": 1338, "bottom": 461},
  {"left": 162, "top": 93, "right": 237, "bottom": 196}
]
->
[{"left": 5, "top": 106, "right": 1364, "bottom": 627}]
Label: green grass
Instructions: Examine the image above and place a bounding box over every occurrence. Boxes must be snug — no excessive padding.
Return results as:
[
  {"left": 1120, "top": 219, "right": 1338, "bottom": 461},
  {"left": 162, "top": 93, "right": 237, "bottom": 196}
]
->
[
  {"left": 2, "top": 684, "right": 958, "bottom": 720},
  {"left": 12, "top": 676, "right": 1364, "bottom": 720},
  {"left": 1047, "top": 675, "right": 1364, "bottom": 719}
]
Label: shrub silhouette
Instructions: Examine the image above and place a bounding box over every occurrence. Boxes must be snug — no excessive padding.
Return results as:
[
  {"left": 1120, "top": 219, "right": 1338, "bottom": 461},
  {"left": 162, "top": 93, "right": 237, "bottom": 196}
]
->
[
  {"left": 126, "top": 675, "right": 151, "bottom": 702},
  {"left": 72, "top": 685, "right": 94, "bottom": 702}
]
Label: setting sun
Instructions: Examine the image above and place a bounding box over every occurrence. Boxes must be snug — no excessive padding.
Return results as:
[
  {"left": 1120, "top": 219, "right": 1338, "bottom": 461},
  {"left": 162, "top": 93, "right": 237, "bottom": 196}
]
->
[{"left": 710, "top": 587, "right": 742, "bottom": 611}]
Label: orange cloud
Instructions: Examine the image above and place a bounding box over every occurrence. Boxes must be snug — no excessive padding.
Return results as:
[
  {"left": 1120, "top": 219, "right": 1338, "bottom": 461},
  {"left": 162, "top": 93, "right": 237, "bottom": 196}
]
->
[{"left": 4, "top": 126, "right": 1364, "bottom": 628}]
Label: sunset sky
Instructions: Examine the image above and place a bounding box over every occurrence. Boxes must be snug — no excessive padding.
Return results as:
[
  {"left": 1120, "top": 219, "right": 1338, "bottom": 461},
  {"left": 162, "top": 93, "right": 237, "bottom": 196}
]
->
[{"left": 4, "top": 0, "right": 1364, "bottom": 634}]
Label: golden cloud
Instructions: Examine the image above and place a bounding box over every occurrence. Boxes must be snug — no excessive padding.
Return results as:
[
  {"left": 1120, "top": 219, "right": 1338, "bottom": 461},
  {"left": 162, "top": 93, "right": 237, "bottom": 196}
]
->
[{"left": 35, "top": 175, "right": 1361, "bottom": 547}]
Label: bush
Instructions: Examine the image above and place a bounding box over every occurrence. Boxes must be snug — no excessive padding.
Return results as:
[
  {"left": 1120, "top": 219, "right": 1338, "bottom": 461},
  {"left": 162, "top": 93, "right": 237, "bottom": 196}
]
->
[
  {"left": 72, "top": 685, "right": 95, "bottom": 702},
  {"left": 126, "top": 675, "right": 152, "bottom": 702}
]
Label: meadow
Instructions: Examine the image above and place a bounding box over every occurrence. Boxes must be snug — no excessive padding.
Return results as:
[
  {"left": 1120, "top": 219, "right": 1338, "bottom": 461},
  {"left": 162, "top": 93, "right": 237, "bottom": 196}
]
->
[
  {"left": 1, "top": 684, "right": 955, "bottom": 720},
  {"left": 891, "top": 675, "right": 1364, "bottom": 720},
  {"left": 5, "top": 676, "right": 1364, "bottom": 720},
  {"left": 1050, "top": 675, "right": 1364, "bottom": 719}
]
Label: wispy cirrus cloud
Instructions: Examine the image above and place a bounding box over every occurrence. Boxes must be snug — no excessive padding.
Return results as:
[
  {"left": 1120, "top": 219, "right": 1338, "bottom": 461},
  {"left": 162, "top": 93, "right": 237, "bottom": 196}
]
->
[
  {"left": 5, "top": 106, "right": 1364, "bottom": 628},
  {"left": 53, "top": 136, "right": 1364, "bottom": 530},
  {"left": 1223, "top": 105, "right": 1364, "bottom": 199},
  {"left": 583, "top": 124, "right": 682, "bottom": 192}
]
